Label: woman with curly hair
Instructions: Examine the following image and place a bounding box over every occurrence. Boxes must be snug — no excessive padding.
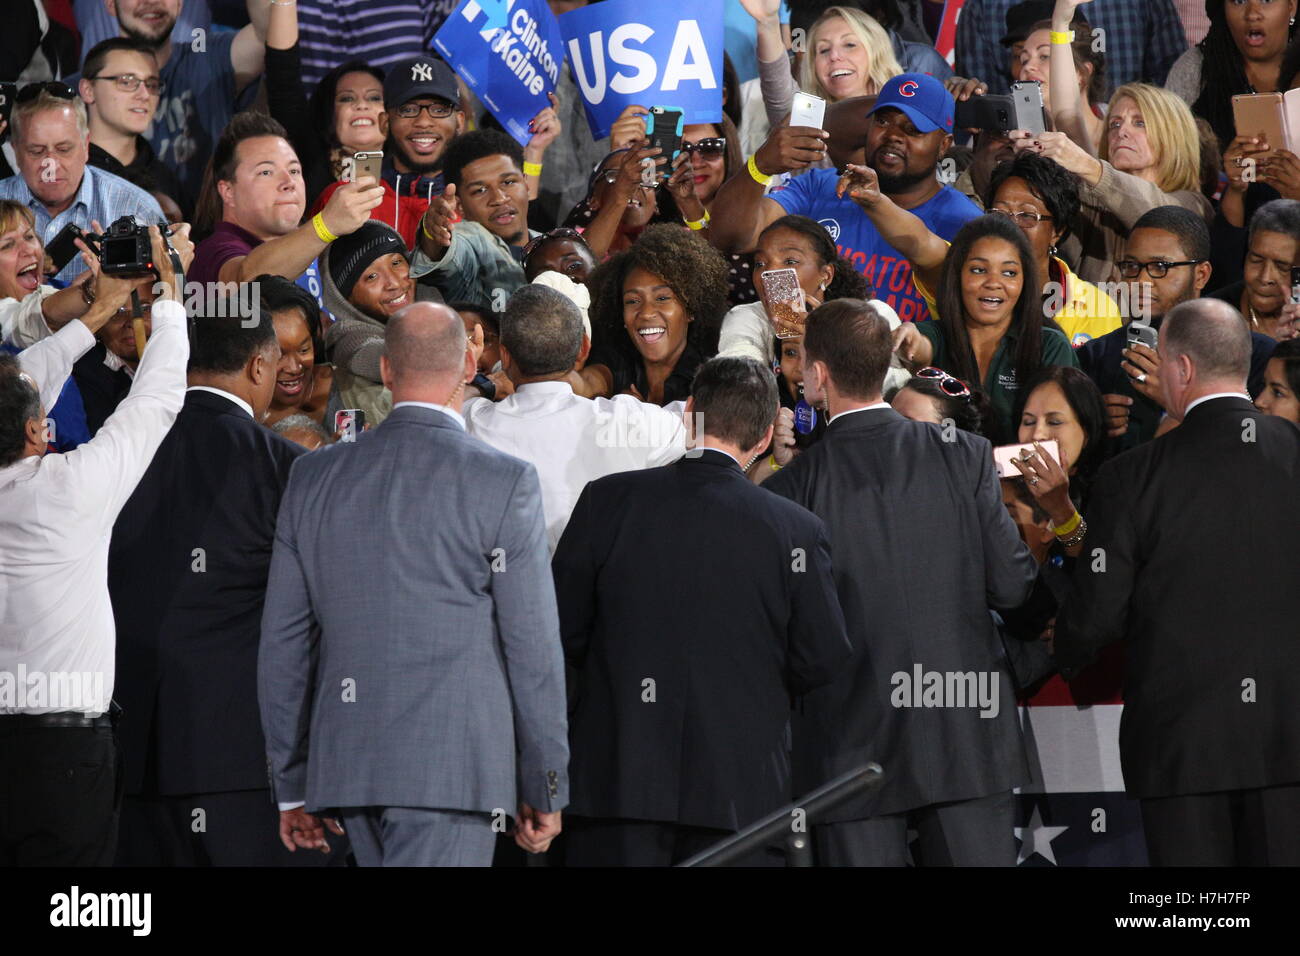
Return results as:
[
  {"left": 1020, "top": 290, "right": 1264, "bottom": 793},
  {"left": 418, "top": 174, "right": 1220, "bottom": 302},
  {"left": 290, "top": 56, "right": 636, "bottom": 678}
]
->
[{"left": 575, "top": 225, "right": 730, "bottom": 405}]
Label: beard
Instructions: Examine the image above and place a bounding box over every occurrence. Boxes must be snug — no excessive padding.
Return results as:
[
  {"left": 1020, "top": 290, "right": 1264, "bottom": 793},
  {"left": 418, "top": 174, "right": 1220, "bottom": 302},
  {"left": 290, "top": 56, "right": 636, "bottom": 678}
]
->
[
  {"left": 389, "top": 140, "right": 442, "bottom": 177},
  {"left": 121, "top": 12, "right": 178, "bottom": 48},
  {"left": 866, "top": 146, "right": 935, "bottom": 195}
]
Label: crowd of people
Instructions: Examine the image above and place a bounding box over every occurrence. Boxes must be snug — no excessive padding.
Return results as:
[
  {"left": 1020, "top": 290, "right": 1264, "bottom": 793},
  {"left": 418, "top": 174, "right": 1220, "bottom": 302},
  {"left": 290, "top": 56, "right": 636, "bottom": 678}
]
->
[{"left": 1, "top": 0, "right": 1298, "bottom": 869}]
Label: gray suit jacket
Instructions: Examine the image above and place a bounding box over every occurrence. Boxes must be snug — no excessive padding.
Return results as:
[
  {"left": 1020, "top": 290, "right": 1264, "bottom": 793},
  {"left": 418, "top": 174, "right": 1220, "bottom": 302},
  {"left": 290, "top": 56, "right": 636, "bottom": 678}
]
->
[{"left": 258, "top": 405, "right": 569, "bottom": 816}]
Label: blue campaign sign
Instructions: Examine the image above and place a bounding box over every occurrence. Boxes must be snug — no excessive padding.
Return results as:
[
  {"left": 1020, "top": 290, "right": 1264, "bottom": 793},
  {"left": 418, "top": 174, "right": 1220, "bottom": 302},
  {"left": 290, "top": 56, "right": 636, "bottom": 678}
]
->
[
  {"left": 432, "top": 0, "right": 563, "bottom": 146},
  {"left": 559, "top": 0, "right": 724, "bottom": 140}
]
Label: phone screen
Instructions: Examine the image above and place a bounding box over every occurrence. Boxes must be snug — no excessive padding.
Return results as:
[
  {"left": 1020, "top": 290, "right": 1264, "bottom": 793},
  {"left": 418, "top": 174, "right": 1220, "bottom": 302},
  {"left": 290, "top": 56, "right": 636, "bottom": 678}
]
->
[{"left": 646, "top": 107, "right": 683, "bottom": 177}]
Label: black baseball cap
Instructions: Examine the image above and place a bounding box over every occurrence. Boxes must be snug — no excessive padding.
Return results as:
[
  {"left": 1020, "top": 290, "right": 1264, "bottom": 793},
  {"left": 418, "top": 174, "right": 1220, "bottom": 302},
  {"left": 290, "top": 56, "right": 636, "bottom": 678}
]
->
[
  {"left": 384, "top": 56, "right": 460, "bottom": 108},
  {"left": 1000, "top": 0, "right": 1054, "bottom": 46}
]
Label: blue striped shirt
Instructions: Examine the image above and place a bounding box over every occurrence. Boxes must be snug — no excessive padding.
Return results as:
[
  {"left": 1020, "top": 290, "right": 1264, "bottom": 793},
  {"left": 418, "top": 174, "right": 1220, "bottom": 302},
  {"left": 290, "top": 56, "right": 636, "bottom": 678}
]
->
[
  {"left": 0, "top": 166, "right": 165, "bottom": 285},
  {"left": 296, "top": 0, "right": 460, "bottom": 89}
]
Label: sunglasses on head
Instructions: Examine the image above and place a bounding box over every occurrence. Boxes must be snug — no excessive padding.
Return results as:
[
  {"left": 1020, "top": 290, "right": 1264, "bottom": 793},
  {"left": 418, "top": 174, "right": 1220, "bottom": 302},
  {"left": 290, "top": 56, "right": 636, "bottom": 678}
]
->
[
  {"left": 915, "top": 366, "right": 971, "bottom": 400},
  {"left": 16, "top": 82, "right": 76, "bottom": 105},
  {"left": 680, "top": 137, "right": 726, "bottom": 159},
  {"left": 522, "top": 227, "right": 586, "bottom": 259}
]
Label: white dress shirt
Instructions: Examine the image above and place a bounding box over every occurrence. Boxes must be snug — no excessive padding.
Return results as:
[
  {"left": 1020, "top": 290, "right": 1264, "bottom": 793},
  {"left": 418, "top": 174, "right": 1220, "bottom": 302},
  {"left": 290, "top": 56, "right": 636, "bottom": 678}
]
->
[
  {"left": 1184, "top": 392, "right": 1251, "bottom": 416},
  {"left": 464, "top": 381, "right": 687, "bottom": 553},
  {"left": 830, "top": 401, "right": 892, "bottom": 423},
  {"left": 0, "top": 300, "right": 189, "bottom": 714},
  {"left": 393, "top": 400, "right": 466, "bottom": 430}
]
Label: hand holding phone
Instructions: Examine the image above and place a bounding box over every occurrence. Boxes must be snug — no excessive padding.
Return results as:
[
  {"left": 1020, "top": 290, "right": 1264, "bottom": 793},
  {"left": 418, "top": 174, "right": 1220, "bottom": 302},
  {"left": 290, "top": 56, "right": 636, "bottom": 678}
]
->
[
  {"left": 760, "top": 268, "right": 807, "bottom": 339},
  {"left": 645, "top": 106, "right": 684, "bottom": 180},
  {"left": 994, "top": 438, "right": 1061, "bottom": 479},
  {"left": 335, "top": 409, "right": 366, "bottom": 442},
  {"left": 790, "top": 92, "right": 826, "bottom": 131}
]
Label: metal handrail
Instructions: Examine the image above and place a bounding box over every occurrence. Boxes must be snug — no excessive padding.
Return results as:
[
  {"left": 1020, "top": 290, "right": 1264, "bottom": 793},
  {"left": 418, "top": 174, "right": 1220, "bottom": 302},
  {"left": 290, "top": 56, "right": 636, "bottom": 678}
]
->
[{"left": 676, "top": 763, "right": 885, "bottom": 867}]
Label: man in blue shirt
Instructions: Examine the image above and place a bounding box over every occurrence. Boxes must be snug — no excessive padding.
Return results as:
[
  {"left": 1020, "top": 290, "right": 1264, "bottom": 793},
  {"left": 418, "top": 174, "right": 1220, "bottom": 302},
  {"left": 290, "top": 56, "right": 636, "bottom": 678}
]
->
[
  {"left": 0, "top": 88, "right": 163, "bottom": 285},
  {"left": 708, "top": 73, "right": 981, "bottom": 323}
]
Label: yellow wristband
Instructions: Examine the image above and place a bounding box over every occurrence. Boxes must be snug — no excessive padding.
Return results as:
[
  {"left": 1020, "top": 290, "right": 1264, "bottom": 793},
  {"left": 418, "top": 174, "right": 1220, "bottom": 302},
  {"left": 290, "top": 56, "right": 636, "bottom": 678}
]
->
[
  {"left": 768, "top": 454, "right": 782, "bottom": 472},
  {"left": 523, "top": 160, "right": 543, "bottom": 177},
  {"left": 311, "top": 213, "right": 337, "bottom": 243},
  {"left": 1052, "top": 510, "right": 1082, "bottom": 537},
  {"left": 1050, "top": 30, "right": 1075, "bottom": 44},
  {"left": 747, "top": 153, "right": 774, "bottom": 186},
  {"left": 685, "top": 209, "right": 711, "bottom": 231}
]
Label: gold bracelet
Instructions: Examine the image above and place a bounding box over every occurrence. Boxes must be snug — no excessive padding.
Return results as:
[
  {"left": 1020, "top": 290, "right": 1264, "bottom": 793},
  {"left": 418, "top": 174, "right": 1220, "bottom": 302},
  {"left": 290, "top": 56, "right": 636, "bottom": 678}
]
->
[
  {"left": 1050, "top": 29, "right": 1075, "bottom": 44},
  {"left": 1051, "top": 510, "right": 1082, "bottom": 537},
  {"left": 684, "top": 209, "right": 711, "bottom": 231},
  {"left": 523, "top": 160, "right": 543, "bottom": 177},
  {"left": 747, "top": 153, "right": 774, "bottom": 186},
  {"left": 769, "top": 454, "right": 782, "bottom": 472},
  {"left": 311, "top": 213, "right": 337, "bottom": 243}
]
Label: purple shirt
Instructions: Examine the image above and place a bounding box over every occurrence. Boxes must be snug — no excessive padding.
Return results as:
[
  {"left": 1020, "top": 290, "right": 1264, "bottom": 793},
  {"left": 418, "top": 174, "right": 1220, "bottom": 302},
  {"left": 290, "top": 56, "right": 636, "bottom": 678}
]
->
[{"left": 190, "top": 221, "right": 262, "bottom": 288}]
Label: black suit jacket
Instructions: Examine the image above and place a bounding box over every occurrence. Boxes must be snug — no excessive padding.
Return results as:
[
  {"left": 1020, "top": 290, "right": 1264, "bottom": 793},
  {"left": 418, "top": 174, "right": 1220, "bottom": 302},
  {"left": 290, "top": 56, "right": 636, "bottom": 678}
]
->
[
  {"left": 72, "top": 344, "right": 133, "bottom": 437},
  {"left": 552, "top": 449, "right": 852, "bottom": 832},
  {"left": 1055, "top": 396, "right": 1300, "bottom": 799},
  {"left": 765, "top": 407, "right": 1038, "bottom": 819},
  {"left": 109, "top": 389, "right": 304, "bottom": 795}
]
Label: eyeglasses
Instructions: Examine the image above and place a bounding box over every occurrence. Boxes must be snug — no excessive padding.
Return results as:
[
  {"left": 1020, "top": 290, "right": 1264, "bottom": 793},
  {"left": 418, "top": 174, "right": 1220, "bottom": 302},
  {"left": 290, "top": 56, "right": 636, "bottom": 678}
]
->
[
  {"left": 1115, "top": 258, "right": 1205, "bottom": 279},
  {"left": 89, "top": 74, "right": 165, "bottom": 95},
  {"left": 522, "top": 227, "right": 586, "bottom": 259},
  {"left": 990, "top": 207, "right": 1052, "bottom": 227},
  {"left": 16, "top": 81, "right": 76, "bottom": 105},
  {"left": 680, "top": 137, "right": 727, "bottom": 159},
  {"left": 394, "top": 101, "right": 456, "bottom": 120},
  {"left": 915, "top": 366, "right": 971, "bottom": 400}
]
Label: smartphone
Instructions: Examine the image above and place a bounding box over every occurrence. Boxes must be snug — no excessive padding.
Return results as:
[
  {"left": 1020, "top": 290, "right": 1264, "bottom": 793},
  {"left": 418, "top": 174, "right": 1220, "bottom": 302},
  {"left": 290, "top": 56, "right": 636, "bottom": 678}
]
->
[
  {"left": 994, "top": 438, "right": 1061, "bottom": 479},
  {"left": 44, "top": 222, "right": 89, "bottom": 275},
  {"left": 1009, "top": 81, "right": 1046, "bottom": 135},
  {"left": 0, "top": 82, "right": 16, "bottom": 136},
  {"left": 954, "top": 93, "right": 1015, "bottom": 133},
  {"left": 1285, "top": 89, "right": 1300, "bottom": 152},
  {"left": 760, "top": 268, "right": 806, "bottom": 338},
  {"left": 1126, "top": 320, "right": 1159, "bottom": 350},
  {"left": 645, "top": 106, "right": 684, "bottom": 179},
  {"left": 1291, "top": 266, "right": 1300, "bottom": 305},
  {"left": 351, "top": 150, "right": 383, "bottom": 184},
  {"left": 790, "top": 91, "right": 826, "bottom": 131},
  {"left": 1232, "top": 93, "right": 1287, "bottom": 152},
  {"left": 335, "top": 408, "right": 366, "bottom": 442}
]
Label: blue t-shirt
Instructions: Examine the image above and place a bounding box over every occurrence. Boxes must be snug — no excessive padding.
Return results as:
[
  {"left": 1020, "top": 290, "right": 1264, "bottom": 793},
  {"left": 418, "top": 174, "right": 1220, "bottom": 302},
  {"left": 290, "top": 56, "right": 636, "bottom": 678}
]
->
[{"left": 770, "top": 169, "right": 981, "bottom": 323}]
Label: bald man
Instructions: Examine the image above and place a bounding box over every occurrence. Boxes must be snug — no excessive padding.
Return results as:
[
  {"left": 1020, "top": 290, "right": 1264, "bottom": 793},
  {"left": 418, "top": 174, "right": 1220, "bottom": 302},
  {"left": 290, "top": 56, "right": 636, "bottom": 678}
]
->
[
  {"left": 1056, "top": 299, "right": 1300, "bottom": 867},
  {"left": 258, "top": 303, "right": 569, "bottom": 866}
]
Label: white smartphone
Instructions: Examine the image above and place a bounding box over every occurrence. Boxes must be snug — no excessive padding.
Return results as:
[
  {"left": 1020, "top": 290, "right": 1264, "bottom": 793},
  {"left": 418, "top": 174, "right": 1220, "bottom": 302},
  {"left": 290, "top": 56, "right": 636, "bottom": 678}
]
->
[
  {"left": 994, "top": 439, "right": 1061, "bottom": 479},
  {"left": 790, "top": 91, "right": 826, "bottom": 131}
]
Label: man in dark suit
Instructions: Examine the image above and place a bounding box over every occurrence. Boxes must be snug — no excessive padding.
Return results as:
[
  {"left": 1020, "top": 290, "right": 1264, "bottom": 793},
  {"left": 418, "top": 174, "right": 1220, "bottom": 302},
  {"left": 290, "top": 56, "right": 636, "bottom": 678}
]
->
[
  {"left": 108, "top": 298, "right": 329, "bottom": 866},
  {"left": 553, "top": 356, "right": 853, "bottom": 867},
  {"left": 1056, "top": 299, "right": 1300, "bottom": 866},
  {"left": 765, "top": 299, "right": 1038, "bottom": 866}
]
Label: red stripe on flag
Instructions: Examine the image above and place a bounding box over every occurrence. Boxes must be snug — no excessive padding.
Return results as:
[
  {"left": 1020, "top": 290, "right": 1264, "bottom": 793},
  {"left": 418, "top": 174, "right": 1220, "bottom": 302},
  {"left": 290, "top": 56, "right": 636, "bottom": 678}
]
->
[{"left": 936, "top": 0, "right": 966, "bottom": 66}]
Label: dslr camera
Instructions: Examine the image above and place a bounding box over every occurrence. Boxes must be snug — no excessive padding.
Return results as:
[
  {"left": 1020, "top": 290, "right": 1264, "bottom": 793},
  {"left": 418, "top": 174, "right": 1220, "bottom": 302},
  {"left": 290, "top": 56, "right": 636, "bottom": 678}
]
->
[{"left": 92, "top": 216, "right": 158, "bottom": 278}]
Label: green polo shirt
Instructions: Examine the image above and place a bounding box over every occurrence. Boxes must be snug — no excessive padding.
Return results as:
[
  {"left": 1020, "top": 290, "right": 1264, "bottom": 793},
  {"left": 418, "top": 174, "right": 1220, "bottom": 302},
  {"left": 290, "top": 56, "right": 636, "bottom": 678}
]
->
[{"left": 916, "top": 320, "right": 1078, "bottom": 442}]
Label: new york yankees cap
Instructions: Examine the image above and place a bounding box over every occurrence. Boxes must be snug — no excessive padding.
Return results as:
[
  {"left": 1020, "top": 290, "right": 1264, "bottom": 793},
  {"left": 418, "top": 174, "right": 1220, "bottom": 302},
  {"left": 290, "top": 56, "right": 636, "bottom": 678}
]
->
[{"left": 384, "top": 56, "right": 460, "bottom": 109}]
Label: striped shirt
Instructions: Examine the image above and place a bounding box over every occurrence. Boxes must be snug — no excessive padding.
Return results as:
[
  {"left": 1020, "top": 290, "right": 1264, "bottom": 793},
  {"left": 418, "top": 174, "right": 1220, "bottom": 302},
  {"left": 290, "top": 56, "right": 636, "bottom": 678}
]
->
[{"left": 296, "top": 0, "right": 460, "bottom": 89}]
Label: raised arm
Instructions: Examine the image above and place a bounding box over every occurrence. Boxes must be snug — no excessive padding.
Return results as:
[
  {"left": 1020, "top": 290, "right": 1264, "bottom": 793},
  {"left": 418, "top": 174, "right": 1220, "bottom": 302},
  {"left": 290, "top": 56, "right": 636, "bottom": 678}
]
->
[
  {"left": 837, "top": 163, "right": 949, "bottom": 292},
  {"left": 233, "top": 0, "right": 298, "bottom": 94},
  {"left": 1048, "top": 0, "right": 1095, "bottom": 153}
]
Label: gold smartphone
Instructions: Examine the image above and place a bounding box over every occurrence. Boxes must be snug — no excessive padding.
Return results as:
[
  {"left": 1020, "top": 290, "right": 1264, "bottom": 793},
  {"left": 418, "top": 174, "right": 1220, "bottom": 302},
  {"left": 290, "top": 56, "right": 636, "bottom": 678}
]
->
[
  {"left": 351, "top": 150, "right": 383, "bottom": 184},
  {"left": 1232, "top": 93, "right": 1287, "bottom": 151}
]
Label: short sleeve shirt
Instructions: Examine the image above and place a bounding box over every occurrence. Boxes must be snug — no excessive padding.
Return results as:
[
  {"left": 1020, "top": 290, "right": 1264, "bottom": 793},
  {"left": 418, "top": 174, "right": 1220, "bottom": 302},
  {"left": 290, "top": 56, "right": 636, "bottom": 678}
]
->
[{"left": 770, "top": 170, "right": 981, "bottom": 324}]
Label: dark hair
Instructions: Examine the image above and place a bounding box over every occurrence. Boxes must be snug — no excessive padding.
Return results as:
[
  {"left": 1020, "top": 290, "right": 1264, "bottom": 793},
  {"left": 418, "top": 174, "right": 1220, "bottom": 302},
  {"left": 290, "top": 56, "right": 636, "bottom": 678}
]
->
[
  {"left": 500, "top": 285, "right": 585, "bottom": 376},
  {"left": 1194, "top": 117, "right": 1223, "bottom": 200},
  {"left": 933, "top": 214, "right": 1043, "bottom": 404},
  {"left": 758, "top": 214, "right": 870, "bottom": 301},
  {"left": 309, "top": 60, "right": 385, "bottom": 149},
  {"left": 194, "top": 112, "right": 292, "bottom": 239},
  {"left": 1248, "top": 198, "right": 1300, "bottom": 245},
  {"left": 1026, "top": 17, "right": 1106, "bottom": 105},
  {"left": 450, "top": 300, "right": 499, "bottom": 333},
  {"left": 1270, "top": 337, "right": 1300, "bottom": 398},
  {"left": 588, "top": 224, "right": 730, "bottom": 357},
  {"left": 803, "top": 298, "right": 894, "bottom": 399},
  {"left": 0, "top": 353, "right": 41, "bottom": 468},
  {"left": 985, "top": 152, "right": 1081, "bottom": 247},
  {"left": 442, "top": 130, "right": 524, "bottom": 190},
  {"left": 691, "top": 356, "right": 778, "bottom": 451},
  {"left": 1162, "top": 299, "right": 1252, "bottom": 383},
  {"left": 1195, "top": 2, "right": 1300, "bottom": 147},
  {"left": 1131, "top": 205, "right": 1212, "bottom": 263},
  {"left": 256, "top": 274, "right": 324, "bottom": 363},
  {"left": 82, "top": 37, "right": 157, "bottom": 85},
  {"left": 887, "top": 375, "right": 991, "bottom": 436},
  {"left": 1011, "top": 365, "right": 1108, "bottom": 483},
  {"left": 188, "top": 294, "right": 280, "bottom": 373},
  {"left": 721, "top": 53, "right": 742, "bottom": 132}
]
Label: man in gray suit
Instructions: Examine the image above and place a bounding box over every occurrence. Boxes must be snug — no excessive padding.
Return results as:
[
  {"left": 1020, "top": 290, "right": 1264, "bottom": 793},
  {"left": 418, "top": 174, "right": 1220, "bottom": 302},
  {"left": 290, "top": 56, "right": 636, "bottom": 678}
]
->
[
  {"left": 258, "top": 302, "right": 569, "bottom": 866},
  {"left": 764, "top": 299, "right": 1038, "bottom": 866}
]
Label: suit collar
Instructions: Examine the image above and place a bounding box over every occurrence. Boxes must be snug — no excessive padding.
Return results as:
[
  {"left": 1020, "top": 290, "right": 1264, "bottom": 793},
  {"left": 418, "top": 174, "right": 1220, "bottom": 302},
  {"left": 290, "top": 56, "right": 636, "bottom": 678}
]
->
[
  {"left": 185, "top": 386, "right": 254, "bottom": 419},
  {"left": 384, "top": 403, "right": 465, "bottom": 430},
  {"left": 680, "top": 447, "right": 745, "bottom": 472},
  {"left": 827, "top": 405, "right": 903, "bottom": 433},
  {"left": 1181, "top": 394, "right": 1256, "bottom": 423}
]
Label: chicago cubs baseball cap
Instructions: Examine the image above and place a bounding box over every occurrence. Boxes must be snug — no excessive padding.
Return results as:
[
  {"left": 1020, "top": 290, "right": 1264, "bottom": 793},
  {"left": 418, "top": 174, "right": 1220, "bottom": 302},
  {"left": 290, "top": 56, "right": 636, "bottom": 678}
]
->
[
  {"left": 385, "top": 55, "right": 460, "bottom": 108},
  {"left": 869, "top": 73, "right": 954, "bottom": 134}
]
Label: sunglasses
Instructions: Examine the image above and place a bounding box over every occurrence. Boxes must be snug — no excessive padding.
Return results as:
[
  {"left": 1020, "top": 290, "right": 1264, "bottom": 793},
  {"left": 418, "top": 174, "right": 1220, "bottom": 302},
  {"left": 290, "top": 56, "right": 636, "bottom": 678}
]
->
[
  {"left": 522, "top": 227, "right": 586, "bottom": 259},
  {"left": 16, "top": 81, "right": 76, "bottom": 105},
  {"left": 680, "top": 137, "right": 727, "bottom": 159},
  {"left": 915, "top": 366, "right": 971, "bottom": 400}
]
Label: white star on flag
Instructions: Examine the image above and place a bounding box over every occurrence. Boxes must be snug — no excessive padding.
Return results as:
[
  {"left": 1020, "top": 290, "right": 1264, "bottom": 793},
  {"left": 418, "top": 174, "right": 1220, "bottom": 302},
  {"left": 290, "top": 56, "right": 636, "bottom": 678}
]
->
[{"left": 1014, "top": 805, "right": 1069, "bottom": 865}]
